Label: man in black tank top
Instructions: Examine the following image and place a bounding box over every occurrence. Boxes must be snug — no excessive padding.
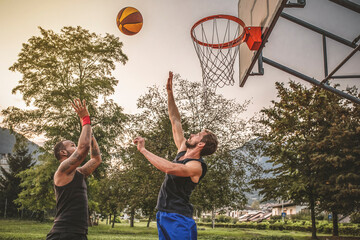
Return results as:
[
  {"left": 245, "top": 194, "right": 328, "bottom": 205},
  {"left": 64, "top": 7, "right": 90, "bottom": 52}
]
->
[
  {"left": 134, "top": 71, "right": 218, "bottom": 240},
  {"left": 46, "top": 99, "right": 102, "bottom": 240}
]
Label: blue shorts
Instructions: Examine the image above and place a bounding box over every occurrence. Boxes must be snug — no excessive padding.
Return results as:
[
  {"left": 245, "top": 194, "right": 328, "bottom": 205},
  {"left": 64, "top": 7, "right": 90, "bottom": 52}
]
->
[{"left": 156, "top": 211, "right": 197, "bottom": 240}]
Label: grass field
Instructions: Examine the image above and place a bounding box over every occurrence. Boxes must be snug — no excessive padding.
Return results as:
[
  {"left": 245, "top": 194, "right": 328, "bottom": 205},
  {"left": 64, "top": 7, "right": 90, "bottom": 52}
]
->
[{"left": 0, "top": 219, "right": 333, "bottom": 240}]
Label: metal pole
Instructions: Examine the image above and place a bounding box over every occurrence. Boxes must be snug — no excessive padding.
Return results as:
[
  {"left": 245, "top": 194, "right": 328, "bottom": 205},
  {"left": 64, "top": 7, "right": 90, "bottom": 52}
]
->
[
  {"left": 322, "top": 43, "right": 360, "bottom": 83},
  {"left": 323, "top": 35, "right": 328, "bottom": 78},
  {"left": 262, "top": 57, "right": 360, "bottom": 105},
  {"left": 281, "top": 13, "right": 358, "bottom": 50},
  {"left": 331, "top": 75, "right": 360, "bottom": 79},
  {"left": 250, "top": 52, "right": 264, "bottom": 76},
  {"left": 328, "top": 0, "right": 360, "bottom": 14},
  {"left": 285, "top": 0, "right": 306, "bottom": 8}
]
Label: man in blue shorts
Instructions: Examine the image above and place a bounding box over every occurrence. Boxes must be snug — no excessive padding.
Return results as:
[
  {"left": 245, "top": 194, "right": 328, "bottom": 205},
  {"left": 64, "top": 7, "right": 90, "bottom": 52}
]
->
[{"left": 134, "top": 71, "right": 218, "bottom": 240}]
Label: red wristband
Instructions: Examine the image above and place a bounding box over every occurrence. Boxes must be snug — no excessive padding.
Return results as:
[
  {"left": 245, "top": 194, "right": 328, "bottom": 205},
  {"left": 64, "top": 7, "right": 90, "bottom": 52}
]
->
[{"left": 82, "top": 116, "right": 91, "bottom": 126}]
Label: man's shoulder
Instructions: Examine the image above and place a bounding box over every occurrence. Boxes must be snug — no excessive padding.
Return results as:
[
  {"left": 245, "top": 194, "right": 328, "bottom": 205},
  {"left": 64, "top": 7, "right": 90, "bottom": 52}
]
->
[{"left": 54, "top": 168, "right": 78, "bottom": 187}]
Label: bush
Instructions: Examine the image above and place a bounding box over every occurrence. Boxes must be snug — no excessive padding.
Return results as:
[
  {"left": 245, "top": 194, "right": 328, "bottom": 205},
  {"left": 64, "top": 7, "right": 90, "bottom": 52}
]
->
[
  {"left": 197, "top": 220, "right": 360, "bottom": 236},
  {"left": 201, "top": 217, "right": 212, "bottom": 223},
  {"left": 114, "top": 216, "right": 121, "bottom": 223},
  {"left": 339, "top": 225, "right": 360, "bottom": 236},
  {"left": 271, "top": 215, "right": 282, "bottom": 220},
  {"left": 317, "top": 222, "right": 332, "bottom": 234},
  {"left": 216, "top": 215, "right": 232, "bottom": 223},
  {"left": 290, "top": 211, "right": 311, "bottom": 221},
  {"left": 315, "top": 213, "right": 326, "bottom": 220},
  {"left": 269, "top": 222, "right": 285, "bottom": 231},
  {"left": 256, "top": 222, "right": 270, "bottom": 230}
]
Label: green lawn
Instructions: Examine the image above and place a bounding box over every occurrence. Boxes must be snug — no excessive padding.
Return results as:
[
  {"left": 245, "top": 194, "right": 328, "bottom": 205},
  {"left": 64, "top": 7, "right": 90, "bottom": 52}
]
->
[{"left": 0, "top": 219, "right": 332, "bottom": 240}]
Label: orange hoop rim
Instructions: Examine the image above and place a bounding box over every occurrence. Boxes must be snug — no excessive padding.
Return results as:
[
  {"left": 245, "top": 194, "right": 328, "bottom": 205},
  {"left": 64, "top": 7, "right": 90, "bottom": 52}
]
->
[{"left": 191, "top": 15, "right": 247, "bottom": 49}]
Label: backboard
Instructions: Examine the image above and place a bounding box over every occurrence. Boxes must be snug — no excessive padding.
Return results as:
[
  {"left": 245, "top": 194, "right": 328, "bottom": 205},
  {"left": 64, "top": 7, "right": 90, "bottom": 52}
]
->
[{"left": 238, "top": 0, "right": 287, "bottom": 87}]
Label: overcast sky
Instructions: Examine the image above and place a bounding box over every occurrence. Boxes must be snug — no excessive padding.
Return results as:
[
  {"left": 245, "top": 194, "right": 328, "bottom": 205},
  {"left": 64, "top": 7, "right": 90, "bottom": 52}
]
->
[{"left": 0, "top": 0, "right": 359, "bottom": 143}]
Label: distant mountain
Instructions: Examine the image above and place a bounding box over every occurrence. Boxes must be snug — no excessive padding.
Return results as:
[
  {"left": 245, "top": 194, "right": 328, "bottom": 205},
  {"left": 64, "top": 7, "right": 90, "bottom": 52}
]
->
[
  {"left": 233, "top": 138, "right": 274, "bottom": 204},
  {"left": 0, "top": 128, "right": 16, "bottom": 153},
  {"left": 0, "top": 127, "right": 41, "bottom": 157}
]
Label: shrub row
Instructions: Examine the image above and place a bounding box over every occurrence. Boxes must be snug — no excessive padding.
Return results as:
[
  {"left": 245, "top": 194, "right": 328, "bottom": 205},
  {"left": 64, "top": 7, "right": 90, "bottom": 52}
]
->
[{"left": 197, "top": 221, "right": 360, "bottom": 236}]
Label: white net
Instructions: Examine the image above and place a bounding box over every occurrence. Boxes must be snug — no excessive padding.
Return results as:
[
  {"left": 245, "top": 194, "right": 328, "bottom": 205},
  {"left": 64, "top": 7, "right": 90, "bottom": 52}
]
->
[{"left": 191, "top": 16, "right": 245, "bottom": 88}]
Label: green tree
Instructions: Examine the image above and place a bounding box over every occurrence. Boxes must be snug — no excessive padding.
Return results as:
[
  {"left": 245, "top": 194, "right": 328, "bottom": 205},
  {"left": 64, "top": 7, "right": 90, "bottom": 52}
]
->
[
  {"left": 173, "top": 77, "right": 259, "bottom": 228},
  {"left": 252, "top": 82, "right": 360, "bottom": 239},
  {"left": 14, "top": 153, "right": 57, "bottom": 221},
  {"left": 2, "top": 25, "right": 128, "bottom": 159},
  {"left": 0, "top": 135, "right": 35, "bottom": 218},
  {"left": 252, "top": 82, "right": 321, "bottom": 239},
  {"left": 118, "top": 107, "right": 177, "bottom": 227},
  {"left": 95, "top": 169, "right": 129, "bottom": 228},
  {"left": 119, "top": 74, "right": 259, "bottom": 228},
  {"left": 310, "top": 87, "right": 360, "bottom": 236},
  {"left": 1, "top": 26, "right": 128, "bottom": 214}
]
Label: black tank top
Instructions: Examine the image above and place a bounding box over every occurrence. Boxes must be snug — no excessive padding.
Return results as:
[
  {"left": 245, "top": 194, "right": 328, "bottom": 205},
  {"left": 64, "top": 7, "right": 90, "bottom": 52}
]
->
[
  {"left": 156, "top": 151, "right": 207, "bottom": 218},
  {"left": 50, "top": 170, "right": 88, "bottom": 234}
]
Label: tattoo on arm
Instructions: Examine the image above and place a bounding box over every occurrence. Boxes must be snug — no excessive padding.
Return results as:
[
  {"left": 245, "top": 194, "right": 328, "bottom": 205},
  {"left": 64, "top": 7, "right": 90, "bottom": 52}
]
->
[
  {"left": 80, "top": 161, "right": 99, "bottom": 176},
  {"left": 80, "top": 135, "right": 102, "bottom": 177},
  {"left": 59, "top": 150, "right": 86, "bottom": 173},
  {"left": 91, "top": 137, "right": 100, "bottom": 157}
]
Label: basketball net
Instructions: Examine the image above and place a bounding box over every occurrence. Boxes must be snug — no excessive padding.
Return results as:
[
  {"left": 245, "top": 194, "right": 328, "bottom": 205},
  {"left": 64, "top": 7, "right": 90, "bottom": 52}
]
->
[{"left": 191, "top": 15, "right": 246, "bottom": 89}]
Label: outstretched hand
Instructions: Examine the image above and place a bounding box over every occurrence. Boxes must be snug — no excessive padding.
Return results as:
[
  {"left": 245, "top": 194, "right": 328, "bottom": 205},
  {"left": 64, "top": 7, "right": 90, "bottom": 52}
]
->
[
  {"left": 71, "top": 99, "right": 90, "bottom": 119},
  {"left": 133, "top": 136, "right": 146, "bottom": 152},
  {"left": 166, "top": 71, "right": 173, "bottom": 93}
]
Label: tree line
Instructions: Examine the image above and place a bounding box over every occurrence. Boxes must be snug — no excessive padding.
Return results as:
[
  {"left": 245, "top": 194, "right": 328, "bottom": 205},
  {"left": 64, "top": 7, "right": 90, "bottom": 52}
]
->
[{"left": 0, "top": 26, "right": 358, "bottom": 239}]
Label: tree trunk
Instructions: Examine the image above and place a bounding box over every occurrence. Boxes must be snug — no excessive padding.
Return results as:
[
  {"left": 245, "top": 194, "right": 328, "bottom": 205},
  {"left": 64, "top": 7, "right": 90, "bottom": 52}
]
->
[
  {"left": 211, "top": 206, "right": 216, "bottom": 229},
  {"left": 88, "top": 210, "right": 93, "bottom": 227},
  {"left": 147, "top": 213, "right": 152, "bottom": 228},
  {"left": 108, "top": 214, "right": 111, "bottom": 225},
  {"left": 130, "top": 208, "right": 135, "bottom": 227},
  {"left": 4, "top": 198, "right": 7, "bottom": 218},
  {"left": 112, "top": 213, "right": 116, "bottom": 228},
  {"left": 309, "top": 198, "right": 317, "bottom": 239},
  {"left": 332, "top": 211, "right": 339, "bottom": 236}
]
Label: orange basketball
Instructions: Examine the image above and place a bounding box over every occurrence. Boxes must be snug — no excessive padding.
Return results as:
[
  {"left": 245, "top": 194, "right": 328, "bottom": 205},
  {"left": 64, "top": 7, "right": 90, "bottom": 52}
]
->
[{"left": 116, "top": 7, "right": 143, "bottom": 36}]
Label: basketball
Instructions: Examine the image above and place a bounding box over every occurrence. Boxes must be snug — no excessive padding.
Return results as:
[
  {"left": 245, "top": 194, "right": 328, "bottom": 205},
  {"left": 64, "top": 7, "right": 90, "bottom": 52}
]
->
[{"left": 116, "top": 7, "right": 143, "bottom": 36}]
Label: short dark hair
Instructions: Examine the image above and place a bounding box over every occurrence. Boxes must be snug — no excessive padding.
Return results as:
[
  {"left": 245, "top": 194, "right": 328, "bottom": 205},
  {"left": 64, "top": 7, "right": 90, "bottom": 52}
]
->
[
  {"left": 54, "top": 140, "right": 67, "bottom": 160},
  {"left": 200, "top": 130, "right": 218, "bottom": 156}
]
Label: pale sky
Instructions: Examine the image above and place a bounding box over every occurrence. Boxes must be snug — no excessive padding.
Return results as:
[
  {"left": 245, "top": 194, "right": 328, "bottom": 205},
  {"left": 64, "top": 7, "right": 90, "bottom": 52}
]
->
[{"left": 0, "top": 0, "right": 359, "bottom": 139}]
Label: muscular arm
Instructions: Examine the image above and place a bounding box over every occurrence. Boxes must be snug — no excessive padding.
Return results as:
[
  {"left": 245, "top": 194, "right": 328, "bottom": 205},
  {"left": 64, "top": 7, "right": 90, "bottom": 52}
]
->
[
  {"left": 56, "top": 99, "right": 91, "bottom": 176},
  {"left": 167, "top": 71, "right": 186, "bottom": 151},
  {"left": 78, "top": 134, "right": 102, "bottom": 177},
  {"left": 57, "top": 124, "right": 91, "bottom": 174},
  {"left": 134, "top": 136, "right": 201, "bottom": 178},
  {"left": 139, "top": 148, "right": 202, "bottom": 178}
]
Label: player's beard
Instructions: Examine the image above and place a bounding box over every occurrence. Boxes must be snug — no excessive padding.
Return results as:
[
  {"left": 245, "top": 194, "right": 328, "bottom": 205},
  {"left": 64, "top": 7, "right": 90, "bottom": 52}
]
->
[
  {"left": 66, "top": 150, "right": 72, "bottom": 158},
  {"left": 185, "top": 140, "right": 197, "bottom": 149}
]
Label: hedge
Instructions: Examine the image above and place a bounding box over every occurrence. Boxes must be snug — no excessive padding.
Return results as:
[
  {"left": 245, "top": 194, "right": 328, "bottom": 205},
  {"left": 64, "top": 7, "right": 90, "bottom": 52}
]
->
[{"left": 197, "top": 221, "right": 360, "bottom": 236}]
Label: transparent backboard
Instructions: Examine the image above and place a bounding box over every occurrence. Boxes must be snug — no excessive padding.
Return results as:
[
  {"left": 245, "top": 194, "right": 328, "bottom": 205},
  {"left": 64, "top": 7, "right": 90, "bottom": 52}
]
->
[{"left": 239, "top": 0, "right": 287, "bottom": 87}]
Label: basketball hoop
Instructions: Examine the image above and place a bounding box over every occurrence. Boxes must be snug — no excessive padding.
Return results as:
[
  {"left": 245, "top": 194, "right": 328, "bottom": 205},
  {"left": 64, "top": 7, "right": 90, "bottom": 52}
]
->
[{"left": 191, "top": 15, "right": 261, "bottom": 88}]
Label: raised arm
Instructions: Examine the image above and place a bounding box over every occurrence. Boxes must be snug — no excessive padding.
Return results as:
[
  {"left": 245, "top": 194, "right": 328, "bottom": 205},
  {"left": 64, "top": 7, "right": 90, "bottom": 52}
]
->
[
  {"left": 134, "top": 136, "right": 202, "bottom": 179},
  {"left": 167, "top": 71, "right": 186, "bottom": 151},
  {"left": 78, "top": 134, "right": 102, "bottom": 177},
  {"left": 57, "top": 99, "right": 91, "bottom": 175}
]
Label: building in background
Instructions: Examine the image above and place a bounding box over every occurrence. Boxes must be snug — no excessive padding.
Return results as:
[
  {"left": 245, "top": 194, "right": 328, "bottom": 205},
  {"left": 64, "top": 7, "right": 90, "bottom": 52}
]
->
[{"left": 271, "top": 202, "right": 307, "bottom": 216}]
